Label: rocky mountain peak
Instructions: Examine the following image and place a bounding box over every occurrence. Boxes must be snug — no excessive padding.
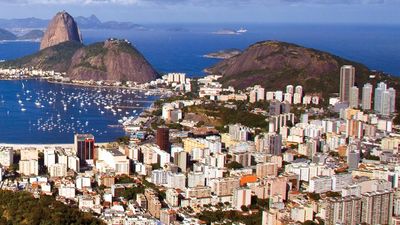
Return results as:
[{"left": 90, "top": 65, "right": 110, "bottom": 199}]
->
[
  {"left": 40, "top": 11, "right": 83, "bottom": 50},
  {"left": 68, "top": 39, "right": 159, "bottom": 83}
]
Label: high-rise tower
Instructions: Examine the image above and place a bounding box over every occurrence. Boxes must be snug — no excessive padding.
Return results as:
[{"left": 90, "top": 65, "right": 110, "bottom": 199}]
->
[
  {"left": 340, "top": 65, "right": 355, "bottom": 103},
  {"left": 362, "top": 83, "right": 373, "bottom": 110}
]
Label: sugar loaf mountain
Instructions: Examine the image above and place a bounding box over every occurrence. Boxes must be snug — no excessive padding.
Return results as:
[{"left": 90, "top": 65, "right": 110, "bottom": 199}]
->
[{"left": 1, "top": 11, "right": 158, "bottom": 83}]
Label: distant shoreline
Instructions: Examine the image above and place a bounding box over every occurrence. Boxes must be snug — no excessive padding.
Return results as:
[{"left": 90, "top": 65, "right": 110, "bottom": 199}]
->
[
  {"left": 0, "top": 77, "right": 161, "bottom": 92},
  {"left": 0, "top": 142, "right": 110, "bottom": 149},
  {"left": 47, "top": 80, "right": 147, "bottom": 90},
  {"left": 0, "top": 39, "right": 40, "bottom": 43}
]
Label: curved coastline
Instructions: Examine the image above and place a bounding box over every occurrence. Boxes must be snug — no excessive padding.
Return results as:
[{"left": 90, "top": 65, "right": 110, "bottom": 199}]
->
[
  {"left": 0, "top": 77, "right": 161, "bottom": 92},
  {"left": 0, "top": 79, "right": 159, "bottom": 144}
]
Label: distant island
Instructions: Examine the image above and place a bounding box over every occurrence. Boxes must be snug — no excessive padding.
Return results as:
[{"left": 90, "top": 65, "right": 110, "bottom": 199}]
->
[
  {"left": 74, "top": 14, "right": 143, "bottom": 30},
  {"left": 212, "top": 28, "right": 248, "bottom": 35},
  {"left": 0, "top": 14, "right": 142, "bottom": 30},
  {"left": 0, "top": 28, "right": 43, "bottom": 41},
  {"left": 17, "top": 29, "right": 44, "bottom": 41},
  {"left": 204, "top": 49, "right": 242, "bottom": 59},
  {"left": 0, "top": 28, "right": 17, "bottom": 40}
]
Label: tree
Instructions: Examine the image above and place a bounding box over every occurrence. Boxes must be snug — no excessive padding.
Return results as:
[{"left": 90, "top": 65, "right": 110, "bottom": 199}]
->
[
  {"left": 151, "top": 163, "right": 161, "bottom": 170},
  {"left": 0, "top": 190, "right": 104, "bottom": 225},
  {"left": 256, "top": 198, "right": 270, "bottom": 209},
  {"left": 326, "top": 191, "right": 341, "bottom": 198},
  {"left": 308, "top": 192, "right": 321, "bottom": 201},
  {"left": 10, "top": 163, "right": 19, "bottom": 172},
  {"left": 116, "top": 175, "right": 134, "bottom": 184},
  {"left": 122, "top": 185, "right": 145, "bottom": 200},
  {"left": 303, "top": 220, "right": 318, "bottom": 225},
  {"left": 394, "top": 114, "right": 400, "bottom": 125},
  {"left": 226, "top": 161, "right": 244, "bottom": 170},
  {"left": 116, "top": 136, "right": 130, "bottom": 145},
  {"left": 152, "top": 109, "right": 162, "bottom": 117}
]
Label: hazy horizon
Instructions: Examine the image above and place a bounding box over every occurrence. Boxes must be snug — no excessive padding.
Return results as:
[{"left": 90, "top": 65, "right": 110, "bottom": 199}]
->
[{"left": 0, "top": 0, "right": 399, "bottom": 24}]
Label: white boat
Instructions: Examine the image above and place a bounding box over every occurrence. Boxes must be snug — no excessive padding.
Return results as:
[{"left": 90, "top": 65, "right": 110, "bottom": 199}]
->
[
  {"left": 237, "top": 28, "right": 248, "bottom": 33},
  {"left": 21, "top": 108, "right": 27, "bottom": 112}
]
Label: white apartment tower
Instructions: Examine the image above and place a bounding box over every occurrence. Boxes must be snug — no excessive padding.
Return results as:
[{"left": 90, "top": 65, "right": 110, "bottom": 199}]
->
[
  {"left": 295, "top": 85, "right": 303, "bottom": 96},
  {"left": 362, "top": 83, "right": 373, "bottom": 110},
  {"left": 286, "top": 85, "right": 294, "bottom": 94},
  {"left": 374, "top": 82, "right": 396, "bottom": 116},
  {"left": 349, "top": 86, "right": 359, "bottom": 108},
  {"left": 256, "top": 86, "right": 265, "bottom": 101}
]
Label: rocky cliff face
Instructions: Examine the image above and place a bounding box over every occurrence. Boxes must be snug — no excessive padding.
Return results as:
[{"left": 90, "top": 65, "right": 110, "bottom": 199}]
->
[
  {"left": 40, "top": 11, "right": 82, "bottom": 50},
  {"left": 68, "top": 39, "right": 159, "bottom": 83},
  {"left": 207, "top": 41, "right": 371, "bottom": 95}
]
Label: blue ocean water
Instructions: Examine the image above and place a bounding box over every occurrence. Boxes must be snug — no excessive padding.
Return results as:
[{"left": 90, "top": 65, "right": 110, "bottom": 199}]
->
[
  {"left": 0, "top": 23, "right": 399, "bottom": 143},
  {"left": 0, "top": 80, "right": 157, "bottom": 144},
  {"left": 1, "top": 23, "right": 399, "bottom": 76}
]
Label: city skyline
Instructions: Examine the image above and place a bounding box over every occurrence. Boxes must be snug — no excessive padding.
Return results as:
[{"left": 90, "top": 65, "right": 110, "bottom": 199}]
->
[{"left": 0, "top": 3, "right": 399, "bottom": 225}]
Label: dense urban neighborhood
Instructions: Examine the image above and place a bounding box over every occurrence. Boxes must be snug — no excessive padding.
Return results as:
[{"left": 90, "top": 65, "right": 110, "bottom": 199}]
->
[{"left": 0, "top": 64, "right": 398, "bottom": 225}]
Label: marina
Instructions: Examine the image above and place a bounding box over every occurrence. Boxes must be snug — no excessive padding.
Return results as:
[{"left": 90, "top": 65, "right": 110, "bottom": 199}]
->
[{"left": 0, "top": 79, "right": 159, "bottom": 144}]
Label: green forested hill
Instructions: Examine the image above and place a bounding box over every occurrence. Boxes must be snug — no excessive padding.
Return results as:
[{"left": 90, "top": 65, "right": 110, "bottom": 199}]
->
[{"left": 0, "top": 190, "right": 104, "bottom": 225}]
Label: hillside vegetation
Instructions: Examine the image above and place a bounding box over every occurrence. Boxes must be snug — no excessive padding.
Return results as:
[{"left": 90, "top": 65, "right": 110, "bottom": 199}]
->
[
  {"left": 207, "top": 41, "right": 372, "bottom": 97},
  {"left": 0, "top": 41, "right": 83, "bottom": 72},
  {"left": 207, "top": 40, "right": 400, "bottom": 120},
  {"left": 0, "top": 39, "right": 159, "bottom": 83},
  {"left": 0, "top": 190, "right": 104, "bottom": 225}
]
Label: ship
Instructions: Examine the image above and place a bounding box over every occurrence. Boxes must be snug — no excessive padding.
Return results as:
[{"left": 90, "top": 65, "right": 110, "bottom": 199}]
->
[{"left": 237, "top": 28, "right": 248, "bottom": 33}]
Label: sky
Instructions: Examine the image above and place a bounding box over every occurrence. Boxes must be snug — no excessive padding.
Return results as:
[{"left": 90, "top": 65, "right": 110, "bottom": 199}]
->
[{"left": 0, "top": 0, "right": 399, "bottom": 24}]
